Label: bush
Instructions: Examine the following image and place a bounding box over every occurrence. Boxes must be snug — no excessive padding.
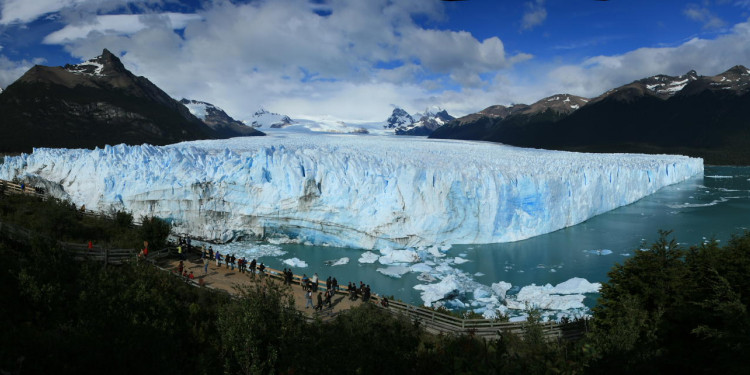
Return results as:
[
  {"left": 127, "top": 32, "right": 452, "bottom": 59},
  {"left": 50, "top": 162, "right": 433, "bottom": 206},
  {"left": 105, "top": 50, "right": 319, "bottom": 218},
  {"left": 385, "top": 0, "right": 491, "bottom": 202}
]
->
[{"left": 138, "top": 216, "right": 171, "bottom": 251}]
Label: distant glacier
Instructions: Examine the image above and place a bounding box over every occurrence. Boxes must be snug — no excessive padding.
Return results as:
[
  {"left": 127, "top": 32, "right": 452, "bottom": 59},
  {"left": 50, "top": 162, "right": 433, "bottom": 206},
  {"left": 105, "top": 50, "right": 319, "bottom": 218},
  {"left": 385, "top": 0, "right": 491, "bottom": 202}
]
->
[{"left": 0, "top": 134, "right": 703, "bottom": 249}]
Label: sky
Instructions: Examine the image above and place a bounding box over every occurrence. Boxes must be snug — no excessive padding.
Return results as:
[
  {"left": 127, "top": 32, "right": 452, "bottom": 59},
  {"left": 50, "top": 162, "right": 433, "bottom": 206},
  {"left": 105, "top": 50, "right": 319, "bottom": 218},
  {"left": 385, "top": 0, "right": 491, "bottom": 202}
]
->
[{"left": 1, "top": 0, "right": 749, "bottom": 123}]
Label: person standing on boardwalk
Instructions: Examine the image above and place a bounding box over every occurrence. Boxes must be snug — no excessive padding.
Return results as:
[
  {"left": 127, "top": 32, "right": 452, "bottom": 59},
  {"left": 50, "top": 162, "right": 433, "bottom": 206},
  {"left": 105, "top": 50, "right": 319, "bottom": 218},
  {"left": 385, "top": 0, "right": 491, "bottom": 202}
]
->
[
  {"left": 305, "top": 290, "right": 313, "bottom": 308},
  {"left": 249, "top": 259, "right": 257, "bottom": 279},
  {"left": 258, "top": 262, "right": 266, "bottom": 278},
  {"left": 324, "top": 290, "right": 332, "bottom": 308},
  {"left": 316, "top": 292, "right": 323, "bottom": 311},
  {"left": 311, "top": 273, "right": 319, "bottom": 292},
  {"left": 203, "top": 257, "right": 209, "bottom": 274},
  {"left": 215, "top": 251, "right": 222, "bottom": 267}
]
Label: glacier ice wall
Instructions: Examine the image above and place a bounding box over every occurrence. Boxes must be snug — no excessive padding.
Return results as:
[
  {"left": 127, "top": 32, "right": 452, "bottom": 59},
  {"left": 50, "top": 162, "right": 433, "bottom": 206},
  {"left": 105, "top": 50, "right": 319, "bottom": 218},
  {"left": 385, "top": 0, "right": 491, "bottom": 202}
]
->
[{"left": 0, "top": 134, "right": 703, "bottom": 249}]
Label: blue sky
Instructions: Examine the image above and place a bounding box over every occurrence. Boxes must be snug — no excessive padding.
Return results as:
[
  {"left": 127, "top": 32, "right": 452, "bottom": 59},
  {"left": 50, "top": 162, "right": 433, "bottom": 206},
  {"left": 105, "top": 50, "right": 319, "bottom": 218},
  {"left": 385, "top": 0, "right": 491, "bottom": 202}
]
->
[{"left": 1, "top": 0, "right": 749, "bottom": 122}]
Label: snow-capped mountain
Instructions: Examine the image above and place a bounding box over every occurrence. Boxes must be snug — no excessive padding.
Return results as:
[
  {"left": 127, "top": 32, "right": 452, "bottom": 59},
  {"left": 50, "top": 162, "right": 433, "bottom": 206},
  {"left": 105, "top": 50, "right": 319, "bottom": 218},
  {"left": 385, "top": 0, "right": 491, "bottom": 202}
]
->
[
  {"left": 384, "top": 107, "right": 414, "bottom": 129},
  {"left": 385, "top": 107, "right": 455, "bottom": 136},
  {"left": 432, "top": 65, "right": 750, "bottom": 165},
  {"left": 245, "top": 108, "right": 294, "bottom": 128},
  {"left": 0, "top": 49, "right": 231, "bottom": 153},
  {"left": 180, "top": 99, "right": 263, "bottom": 138}
]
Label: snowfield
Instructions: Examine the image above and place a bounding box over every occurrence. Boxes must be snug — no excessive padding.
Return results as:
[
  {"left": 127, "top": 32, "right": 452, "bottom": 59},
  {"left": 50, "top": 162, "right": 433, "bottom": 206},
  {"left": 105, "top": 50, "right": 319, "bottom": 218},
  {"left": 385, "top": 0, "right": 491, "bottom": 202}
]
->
[{"left": 0, "top": 133, "right": 703, "bottom": 249}]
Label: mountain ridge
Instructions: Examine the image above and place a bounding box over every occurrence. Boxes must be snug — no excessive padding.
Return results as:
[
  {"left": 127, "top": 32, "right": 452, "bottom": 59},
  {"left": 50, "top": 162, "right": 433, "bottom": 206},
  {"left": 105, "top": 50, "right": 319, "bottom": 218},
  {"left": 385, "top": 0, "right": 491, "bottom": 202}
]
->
[
  {"left": 0, "top": 49, "right": 262, "bottom": 153},
  {"left": 430, "top": 65, "right": 750, "bottom": 164}
]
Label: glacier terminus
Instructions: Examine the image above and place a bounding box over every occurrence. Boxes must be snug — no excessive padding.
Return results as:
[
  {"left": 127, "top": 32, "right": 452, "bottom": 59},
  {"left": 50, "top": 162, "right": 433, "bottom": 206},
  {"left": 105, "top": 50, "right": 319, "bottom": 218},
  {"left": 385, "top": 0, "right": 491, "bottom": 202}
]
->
[{"left": 0, "top": 134, "right": 704, "bottom": 249}]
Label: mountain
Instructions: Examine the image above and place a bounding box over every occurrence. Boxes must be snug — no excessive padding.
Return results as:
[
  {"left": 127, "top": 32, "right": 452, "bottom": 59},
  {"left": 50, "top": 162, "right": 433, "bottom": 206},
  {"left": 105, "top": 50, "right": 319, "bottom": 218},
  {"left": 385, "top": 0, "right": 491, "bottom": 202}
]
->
[
  {"left": 431, "top": 66, "right": 750, "bottom": 164},
  {"left": 431, "top": 94, "right": 587, "bottom": 140},
  {"left": 245, "top": 108, "right": 294, "bottom": 128},
  {"left": 180, "top": 99, "right": 263, "bottom": 138},
  {"left": 0, "top": 49, "right": 250, "bottom": 153},
  {"left": 385, "top": 107, "right": 455, "bottom": 136},
  {"left": 384, "top": 107, "right": 414, "bottom": 129}
]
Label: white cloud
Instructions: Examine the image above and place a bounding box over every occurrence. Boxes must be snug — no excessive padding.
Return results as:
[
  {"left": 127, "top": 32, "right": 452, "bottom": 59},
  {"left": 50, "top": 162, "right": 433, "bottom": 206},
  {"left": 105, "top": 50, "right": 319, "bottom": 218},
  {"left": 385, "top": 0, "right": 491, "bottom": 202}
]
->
[
  {"left": 544, "top": 18, "right": 750, "bottom": 99},
  {"left": 0, "top": 0, "right": 158, "bottom": 25},
  {"left": 42, "top": 0, "right": 528, "bottom": 121},
  {"left": 43, "top": 13, "right": 201, "bottom": 44},
  {"left": 521, "top": 0, "right": 547, "bottom": 31},
  {"left": 684, "top": 4, "right": 726, "bottom": 29}
]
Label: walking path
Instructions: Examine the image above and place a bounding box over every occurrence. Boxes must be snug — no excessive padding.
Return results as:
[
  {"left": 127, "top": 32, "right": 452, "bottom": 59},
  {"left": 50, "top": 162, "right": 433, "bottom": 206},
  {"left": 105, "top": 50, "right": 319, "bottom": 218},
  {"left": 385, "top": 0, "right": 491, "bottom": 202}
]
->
[{"left": 156, "top": 252, "right": 363, "bottom": 319}]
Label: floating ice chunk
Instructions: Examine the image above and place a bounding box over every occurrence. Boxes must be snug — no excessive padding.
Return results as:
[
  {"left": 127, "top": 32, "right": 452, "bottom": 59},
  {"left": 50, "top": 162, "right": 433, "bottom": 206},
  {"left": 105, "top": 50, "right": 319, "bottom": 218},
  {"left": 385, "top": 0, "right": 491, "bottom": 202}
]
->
[
  {"left": 473, "top": 287, "right": 491, "bottom": 299},
  {"left": 414, "top": 275, "right": 461, "bottom": 306},
  {"left": 507, "top": 293, "right": 586, "bottom": 310},
  {"left": 583, "top": 249, "right": 613, "bottom": 255},
  {"left": 325, "top": 257, "right": 349, "bottom": 266},
  {"left": 550, "top": 269, "right": 557, "bottom": 273},
  {"left": 379, "top": 247, "right": 420, "bottom": 264},
  {"left": 426, "top": 246, "right": 446, "bottom": 258},
  {"left": 554, "top": 277, "right": 601, "bottom": 294},
  {"left": 453, "top": 257, "right": 469, "bottom": 264},
  {"left": 417, "top": 272, "right": 436, "bottom": 282},
  {"left": 509, "top": 314, "right": 528, "bottom": 322},
  {"left": 474, "top": 272, "right": 485, "bottom": 277},
  {"left": 206, "top": 241, "right": 286, "bottom": 258},
  {"left": 410, "top": 263, "right": 433, "bottom": 273},
  {"left": 283, "top": 257, "right": 308, "bottom": 268},
  {"left": 358, "top": 251, "right": 379, "bottom": 263},
  {"left": 491, "top": 281, "right": 512, "bottom": 299},
  {"left": 377, "top": 266, "right": 411, "bottom": 278}
]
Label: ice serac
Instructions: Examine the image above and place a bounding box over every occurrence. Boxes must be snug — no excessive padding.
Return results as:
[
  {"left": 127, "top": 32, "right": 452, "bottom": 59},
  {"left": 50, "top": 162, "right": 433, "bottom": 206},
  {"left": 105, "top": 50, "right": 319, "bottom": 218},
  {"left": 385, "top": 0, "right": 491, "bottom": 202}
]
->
[{"left": 0, "top": 134, "right": 703, "bottom": 249}]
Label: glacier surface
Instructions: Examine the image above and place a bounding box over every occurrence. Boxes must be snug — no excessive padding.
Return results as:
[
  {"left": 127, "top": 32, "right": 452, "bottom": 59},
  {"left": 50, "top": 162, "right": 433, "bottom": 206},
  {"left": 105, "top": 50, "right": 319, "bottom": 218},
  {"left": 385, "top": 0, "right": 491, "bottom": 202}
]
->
[{"left": 0, "top": 134, "right": 703, "bottom": 249}]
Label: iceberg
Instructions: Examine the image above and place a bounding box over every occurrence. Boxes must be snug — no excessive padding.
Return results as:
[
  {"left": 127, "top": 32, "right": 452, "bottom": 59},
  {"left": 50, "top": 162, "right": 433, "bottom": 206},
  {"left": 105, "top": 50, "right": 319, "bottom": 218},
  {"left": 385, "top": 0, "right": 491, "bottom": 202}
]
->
[
  {"left": 283, "top": 257, "right": 308, "bottom": 268},
  {"left": 0, "top": 134, "right": 703, "bottom": 249}
]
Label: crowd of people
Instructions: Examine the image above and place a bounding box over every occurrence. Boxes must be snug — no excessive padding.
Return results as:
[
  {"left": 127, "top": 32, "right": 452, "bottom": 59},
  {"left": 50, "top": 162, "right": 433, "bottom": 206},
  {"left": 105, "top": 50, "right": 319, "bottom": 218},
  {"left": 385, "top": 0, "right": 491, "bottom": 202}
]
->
[{"left": 173, "top": 235, "right": 389, "bottom": 313}]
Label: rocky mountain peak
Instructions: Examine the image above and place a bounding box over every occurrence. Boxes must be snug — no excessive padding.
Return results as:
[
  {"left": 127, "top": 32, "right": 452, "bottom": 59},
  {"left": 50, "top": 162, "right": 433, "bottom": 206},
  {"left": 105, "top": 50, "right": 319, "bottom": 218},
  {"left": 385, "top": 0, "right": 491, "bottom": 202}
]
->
[
  {"left": 64, "top": 49, "right": 128, "bottom": 77},
  {"left": 385, "top": 107, "right": 415, "bottom": 129}
]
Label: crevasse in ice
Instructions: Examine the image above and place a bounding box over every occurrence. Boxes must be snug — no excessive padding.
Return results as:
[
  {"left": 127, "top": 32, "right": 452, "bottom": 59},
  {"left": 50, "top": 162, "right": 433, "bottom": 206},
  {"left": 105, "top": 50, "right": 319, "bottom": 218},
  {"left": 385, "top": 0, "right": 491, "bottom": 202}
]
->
[{"left": 0, "top": 134, "right": 703, "bottom": 249}]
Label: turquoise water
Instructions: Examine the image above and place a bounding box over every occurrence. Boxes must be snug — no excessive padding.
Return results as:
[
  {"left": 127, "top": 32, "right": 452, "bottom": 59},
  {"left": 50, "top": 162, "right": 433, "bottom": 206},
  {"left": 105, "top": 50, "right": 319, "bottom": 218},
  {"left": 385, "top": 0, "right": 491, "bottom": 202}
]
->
[{"left": 217, "top": 166, "right": 750, "bottom": 311}]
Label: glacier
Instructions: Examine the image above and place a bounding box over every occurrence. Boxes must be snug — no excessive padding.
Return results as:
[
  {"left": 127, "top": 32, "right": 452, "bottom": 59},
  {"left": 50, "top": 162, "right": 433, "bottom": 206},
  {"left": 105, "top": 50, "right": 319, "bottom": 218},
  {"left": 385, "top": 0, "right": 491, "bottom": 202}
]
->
[{"left": 0, "top": 134, "right": 703, "bottom": 249}]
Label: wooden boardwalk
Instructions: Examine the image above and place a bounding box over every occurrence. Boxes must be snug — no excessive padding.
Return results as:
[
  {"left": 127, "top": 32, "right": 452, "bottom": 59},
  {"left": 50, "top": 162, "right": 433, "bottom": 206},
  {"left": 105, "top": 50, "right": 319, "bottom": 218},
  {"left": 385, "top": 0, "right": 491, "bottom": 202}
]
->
[{"left": 0, "top": 177, "right": 588, "bottom": 341}]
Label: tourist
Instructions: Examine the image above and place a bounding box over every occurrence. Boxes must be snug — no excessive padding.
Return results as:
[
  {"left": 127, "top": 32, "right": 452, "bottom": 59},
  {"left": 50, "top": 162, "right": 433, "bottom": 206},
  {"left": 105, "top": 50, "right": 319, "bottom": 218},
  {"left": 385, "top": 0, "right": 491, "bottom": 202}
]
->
[
  {"left": 208, "top": 246, "right": 214, "bottom": 259},
  {"left": 249, "top": 259, "right": 257, "bottom": 279},
  {"left": 363, "top": 285, "right": 371, "bottom": 302},
  {"left": 332, "top": 277, "right": 338, "bottom": 292},
  {"left": 324, "top": 290, "right": 332, "bottom": 307},
  {"left": 189, "top": 271, "right": 194, "bottom": 280},
  {"left": 258, "top": 262, "right": 265, "bottom": 278},
  {"left": 311, "top": 273, "right": 319, "bottom": 292},
  {"left": 325, "top": 276, "right": 331, "bottom": 291},
  {"left": 316, "top": 292, "right": 323, "bottom": 311},
  {"left": 178, "top": 260, "right": 184, "bottom": 275},
  {"left": 215, "top": 251, "right": 222, "bottom": 267},
  {"left": 203, "top": 258, "right": 209, "bottom": 274},
  {"left": 305, "top": 290, "right": 314, "bottom": 309},
  {"left": 301, "top": 274, "right": 309, "bottom": 290},
  {"left": 381, "top": 297, "right": 389, "bottom": 308},
  {"left": 229, "top": 254, "right": 235, "bottom": 271}
]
